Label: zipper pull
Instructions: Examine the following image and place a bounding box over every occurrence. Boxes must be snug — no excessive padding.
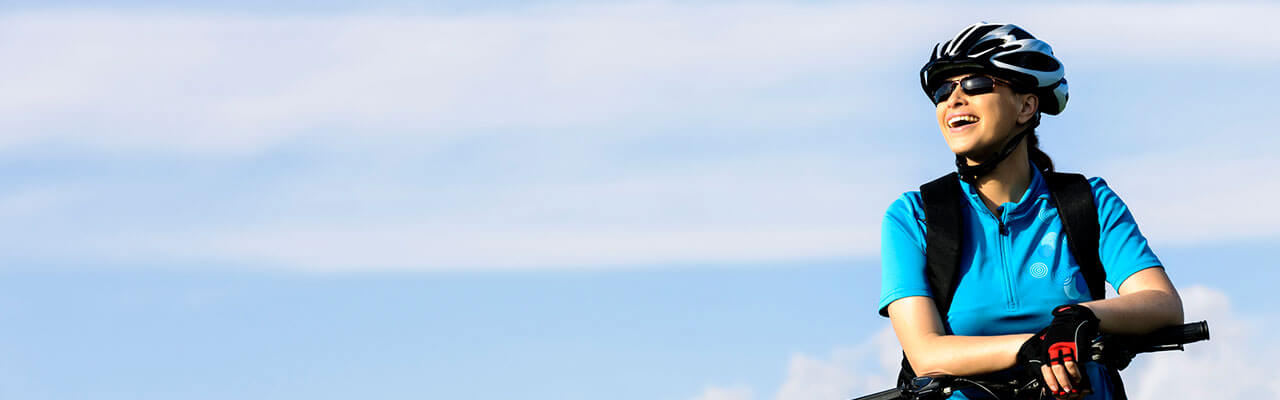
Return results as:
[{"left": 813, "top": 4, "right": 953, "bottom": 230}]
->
[{"left": 998, "top": 220, "right": 1009, "bottom": 235}]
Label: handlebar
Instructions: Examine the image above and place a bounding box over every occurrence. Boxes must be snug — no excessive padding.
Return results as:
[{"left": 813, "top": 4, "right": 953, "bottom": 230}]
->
[
  {"left": 1128, "top": 319, "right": 1208, "bottom": 349},
  {"left": 857, "top": 388, "right": 908, "bottom": 400},
  {"left": 852, "top": 321, "right": 1210, "bottom": 400}
]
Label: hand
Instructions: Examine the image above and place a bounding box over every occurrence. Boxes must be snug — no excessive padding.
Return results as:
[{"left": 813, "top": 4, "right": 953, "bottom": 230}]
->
[{"left": 1017, "top": 304, "right": 1100, "bottom": 399}]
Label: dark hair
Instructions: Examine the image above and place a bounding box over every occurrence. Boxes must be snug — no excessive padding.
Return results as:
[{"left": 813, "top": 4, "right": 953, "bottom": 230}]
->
[
  {"left": 1014, "top": 88, "right": 1055, "bottom": 174},
  {"left": 1025, "top": 128, "right": 1055, "bottom": 174}
]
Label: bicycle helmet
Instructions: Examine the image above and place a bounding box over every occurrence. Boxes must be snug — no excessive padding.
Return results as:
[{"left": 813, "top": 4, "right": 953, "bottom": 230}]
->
[
  {"left": 921, "top": 22, "right": 1068, "bottom": 115},
  {"left": 921, "top": 23, "right": 1069, "bottom": 182}
]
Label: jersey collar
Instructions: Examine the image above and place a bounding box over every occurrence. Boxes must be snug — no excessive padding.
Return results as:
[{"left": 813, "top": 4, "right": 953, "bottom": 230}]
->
[{"left": 957, "top": 161, "right": 1049, "bottom": 218}]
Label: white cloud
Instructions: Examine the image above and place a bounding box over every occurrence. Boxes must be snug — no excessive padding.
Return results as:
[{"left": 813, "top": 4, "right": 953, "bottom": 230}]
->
[
  {"left": 701, "top": 285, "right": 1275, "bottom": 400},
  {"left": 772, "top": 326, "right": 901, "bottom": 400},
  {"left": 691, "top": 325, "right": 901, "bottom": 400},
  {"left": 689, "top": 325, "right": 901, "bottom": 400},
  {"left": 2, "top": 3, "right": 1278, "bottom": 271},
  {"left": 2, "top": 3, "right": 1277, "bottom": 155},
  {"left": 1124, "top": 285, "right": 1280, "bottom": 399},
  {"left": 1006, "top": 3, "right": 1280, "bottom": 65},
  {"left": 1098, "top": 155, "right": 1280, "bottom": 246},
  {"left": 69, "top": 153, "right": 895, "bottom": 271},
  {"left": 0, "top": 5, "right": 896, "bottom": 155}
]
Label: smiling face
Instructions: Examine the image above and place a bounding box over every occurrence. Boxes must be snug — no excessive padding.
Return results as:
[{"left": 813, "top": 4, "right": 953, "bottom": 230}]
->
[{"left": 934, "top": 74, "right": 1039, "bottom": 164}]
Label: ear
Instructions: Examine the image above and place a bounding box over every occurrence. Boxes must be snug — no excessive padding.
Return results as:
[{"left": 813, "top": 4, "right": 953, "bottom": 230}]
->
[{"left": 1017, "top": 94, "right": 1039, "bottom": 125}]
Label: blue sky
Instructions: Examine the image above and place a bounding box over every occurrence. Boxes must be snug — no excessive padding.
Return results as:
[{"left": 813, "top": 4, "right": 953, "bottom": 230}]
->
[{"left": 0, "top": 1, "right": 1277, "bottom": 399}]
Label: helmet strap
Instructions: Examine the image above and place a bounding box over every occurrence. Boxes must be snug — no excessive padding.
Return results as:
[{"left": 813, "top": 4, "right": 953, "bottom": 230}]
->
[{"left": 955, "top": 121, "right": 1036, "bottom": 183}]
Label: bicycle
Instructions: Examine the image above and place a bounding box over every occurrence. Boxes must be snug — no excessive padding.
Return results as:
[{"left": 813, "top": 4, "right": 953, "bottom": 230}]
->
[{"left": 853, "top": 321, "right": 1210, "bottom": 400}]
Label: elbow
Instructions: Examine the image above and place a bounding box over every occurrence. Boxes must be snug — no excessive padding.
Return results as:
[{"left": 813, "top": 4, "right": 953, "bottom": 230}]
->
[
  {"left": 911, "top": 364, "right": 951, "bottom": 378},
  {"left": 1166, "top": 289, "right": 1185, "bottom": 325},
  {"left": 903, "top": 342, "right": 952, "bottom": 378},
  {"left": 905, "top": 355, "right": 946, "bottom": 378}
]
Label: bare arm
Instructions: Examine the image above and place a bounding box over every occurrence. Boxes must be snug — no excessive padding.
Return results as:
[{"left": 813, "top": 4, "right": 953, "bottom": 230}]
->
[
  {"left": 887, "top": 296, "right": 1033, "bottom": 377},
  {"left": 1080, "top": 266, "right": 1183, "bottom": 335}
]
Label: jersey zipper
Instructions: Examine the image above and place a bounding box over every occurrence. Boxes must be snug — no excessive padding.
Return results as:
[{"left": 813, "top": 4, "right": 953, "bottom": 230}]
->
[
  {"left": 998, "top": 211, "right": 1017, "bottom": 310},
  {"left": 978, "top": 199, "right": 1020, "bottom": 312}
]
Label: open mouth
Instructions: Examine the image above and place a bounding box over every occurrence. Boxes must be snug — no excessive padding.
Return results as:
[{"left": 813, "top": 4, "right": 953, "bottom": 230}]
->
[{"left": 948, "top": 115, "right": 980, "bottom": 129}]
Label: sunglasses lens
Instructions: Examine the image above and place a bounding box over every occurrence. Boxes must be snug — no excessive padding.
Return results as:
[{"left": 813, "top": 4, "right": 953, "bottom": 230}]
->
[
  {"left": 961, "top": 76, "right": 997, "bottom": 95},
  {"left": 933, "top": 76, "right": 1001, "bottom": 104},
  {"left": 932, "top": 82, "right": 958, "bottom": 104}
]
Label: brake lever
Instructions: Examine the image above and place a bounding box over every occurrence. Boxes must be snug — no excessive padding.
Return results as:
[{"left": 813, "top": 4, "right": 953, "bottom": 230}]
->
[{"left": 909, "top": 377, "right": 952, "bottom": 399}]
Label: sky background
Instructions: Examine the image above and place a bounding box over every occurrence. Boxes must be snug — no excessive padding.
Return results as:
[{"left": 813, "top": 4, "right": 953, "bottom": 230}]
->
[{"left": 0, "top": 1, "right": 1277, "bottom": 399}]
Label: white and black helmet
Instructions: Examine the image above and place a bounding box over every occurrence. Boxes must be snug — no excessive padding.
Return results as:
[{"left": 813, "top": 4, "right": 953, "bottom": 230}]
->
[{"left": 921, "top": 23, "right": 1068, "bottom": 115}]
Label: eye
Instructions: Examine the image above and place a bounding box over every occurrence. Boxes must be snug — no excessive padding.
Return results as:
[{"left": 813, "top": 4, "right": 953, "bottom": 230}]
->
[{"left": 932, "top": 82, "right": 958, "bottom": 104}]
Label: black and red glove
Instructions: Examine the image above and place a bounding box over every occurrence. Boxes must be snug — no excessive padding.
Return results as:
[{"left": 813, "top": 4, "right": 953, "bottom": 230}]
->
[
  {"left": 1016, "top": 304, "right": 1100, "bottom": 397},
  {"left": 1042, "top": 304, "right": 1098, "bottom": 367}
]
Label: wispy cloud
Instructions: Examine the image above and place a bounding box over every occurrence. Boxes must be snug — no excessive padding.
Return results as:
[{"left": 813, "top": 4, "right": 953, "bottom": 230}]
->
[
  {"left": 1125, "top": 285, "right": 1280, "bottom": 399},
  {"left": 773, "top": 326, "right": 901, "bottom": 400},
  {"left": 3, "top": 151, "right": 898, "bottom": 270},
  {"left": 699, "top": 285, "right": 1269, "bottom": 400},
  {"left": 4, "top": 3, "right": 1276, "bottom": 154},
  {"left": 689, "top": 324, "right": 900, "bottom": 400},
  {"left": 1100, "top": 156, "right": 1280, "bottom": 247},
  {"left": 0, "top": 6, "right": 896, "bottom": 155},
  {"left": 1, "top": 3, "right": 1276, "bottom": 271}
]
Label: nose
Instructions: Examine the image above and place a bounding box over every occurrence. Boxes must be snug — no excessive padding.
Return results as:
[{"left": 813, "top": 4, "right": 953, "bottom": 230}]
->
[{"left": 944, "top": 85, "right": 968, "bottom": 106}]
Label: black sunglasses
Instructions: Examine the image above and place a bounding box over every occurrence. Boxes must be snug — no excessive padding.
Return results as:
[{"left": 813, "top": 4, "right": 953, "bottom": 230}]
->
[{"left": 930, "top": 75, "right": 1008, "bottom": 105}]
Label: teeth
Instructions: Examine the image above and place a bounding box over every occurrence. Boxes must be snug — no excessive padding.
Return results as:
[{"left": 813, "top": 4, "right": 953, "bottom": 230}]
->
[{"left": 948, "top": 115, "right": 979, "bottom": 127}]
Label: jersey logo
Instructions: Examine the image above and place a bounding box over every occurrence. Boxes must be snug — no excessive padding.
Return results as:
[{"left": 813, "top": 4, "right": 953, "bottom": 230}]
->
[
  {"left": 1038, "top": 231, "right": 1058, "bottom": 257},
  {"left": 1030, "top": 262, "right": 1049, "bottom": 279}
]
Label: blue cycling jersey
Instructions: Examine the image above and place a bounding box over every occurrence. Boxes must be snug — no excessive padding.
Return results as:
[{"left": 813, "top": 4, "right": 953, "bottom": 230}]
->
[{"left": 878, "top": 164, "right": 1163, "bottom": 399}]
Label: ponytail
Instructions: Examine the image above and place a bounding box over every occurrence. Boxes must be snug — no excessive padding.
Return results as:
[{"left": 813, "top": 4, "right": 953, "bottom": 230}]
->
[{"left": 1025, "top": 128, "right": 1055, "bottom": 174}]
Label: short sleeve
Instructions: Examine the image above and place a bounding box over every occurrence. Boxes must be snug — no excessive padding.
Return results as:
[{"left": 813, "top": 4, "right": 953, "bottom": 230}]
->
[
  {"left": 1090, "top": 178, "right": 1163, "bottom": 290},
  {"left": 878, "top": 193, "right": 931, "bottom": 317}
]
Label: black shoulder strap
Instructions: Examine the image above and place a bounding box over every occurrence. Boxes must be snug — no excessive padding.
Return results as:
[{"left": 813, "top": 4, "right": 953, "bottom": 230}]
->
[
  {"left": 920, "top": 172, "right": 965, "bottom": 316},
  {"left": 1044, "top": 172, "right": 1107, "bottom": 301},
  {"left": 898, "top": 173, "right": 965, "bottom": 387}
]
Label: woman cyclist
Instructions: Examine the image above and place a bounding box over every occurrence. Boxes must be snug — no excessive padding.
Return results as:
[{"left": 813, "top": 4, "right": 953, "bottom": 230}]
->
[{"left": 878, "top": 23, "right": 1184, "bottom": 399}]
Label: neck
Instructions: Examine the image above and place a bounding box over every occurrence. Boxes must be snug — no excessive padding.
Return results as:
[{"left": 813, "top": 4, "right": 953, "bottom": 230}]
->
[{"left": 967, "top": 141, "right": 1032, "bottom": 215}]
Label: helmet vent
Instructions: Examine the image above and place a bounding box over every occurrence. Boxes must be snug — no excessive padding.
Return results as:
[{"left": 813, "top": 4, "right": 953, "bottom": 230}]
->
[
  {"left": 967, "top": 40, "right": 1002, "bottom": 56},
  {"left": 995, "top": 53, "right": 1060, "bottom": 72}
]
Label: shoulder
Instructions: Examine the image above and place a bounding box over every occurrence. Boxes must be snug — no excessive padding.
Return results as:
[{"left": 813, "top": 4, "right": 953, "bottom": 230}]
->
[
  {"left": 1085, "top": 176, "right": 1130, "bottom": 213},
  {"left": 1050, "top": 173, "right": 1126, "bottom": 212},
  {"left": 884, "top": 173, "right": 962, "bottom": 232},
  {"left": 1086, "top": 176, "right": 1114, "bottom": 198},
  {"left": 882, "top": 187, "right": 930, "bottom": 254},
  {"left": 885, "top": 190, "right": 926, "bottom": 225}
]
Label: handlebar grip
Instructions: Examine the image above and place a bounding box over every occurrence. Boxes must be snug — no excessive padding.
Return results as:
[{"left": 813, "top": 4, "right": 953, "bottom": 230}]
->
[{"left": 1137, "top": 321, "right": 1209, "bottom": 347}]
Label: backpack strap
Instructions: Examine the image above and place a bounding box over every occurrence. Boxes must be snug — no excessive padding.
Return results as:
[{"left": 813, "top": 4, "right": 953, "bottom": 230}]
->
[
  {"left": 1043, "top": 172, "right": 1107, "bottom": 301},
  {"left": 920, "top": 172, "right": 966, "bottom": 316},
  {"left": 1046, "top": 173, "right": 1128, "bottom": 395},
  {"left": 897, "top": 172, "right": 966, "bottom": 387}
]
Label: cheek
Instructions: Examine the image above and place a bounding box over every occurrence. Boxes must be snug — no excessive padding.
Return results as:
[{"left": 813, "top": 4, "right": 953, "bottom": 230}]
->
[
  {"left": 936, "top": 112, "right": 954, "bottom": 144},
  {"left": 936, "top": 108, "right": 951, "bottom": 130}
]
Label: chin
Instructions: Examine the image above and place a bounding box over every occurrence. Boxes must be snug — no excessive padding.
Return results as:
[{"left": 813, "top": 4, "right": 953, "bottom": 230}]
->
[
  {"left": 947, "top": 138, "right": 996, "bottom": 160},
  {"left": 945, "top": 143, "right": 978, "bottom": 158},
  {"left": 943, "top": 143, "right": 983, "bottom": 161}
]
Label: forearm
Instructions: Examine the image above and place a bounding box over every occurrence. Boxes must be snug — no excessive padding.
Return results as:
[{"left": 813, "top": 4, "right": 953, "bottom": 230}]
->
[
  {"left": 1081, "top": 288, "right": 1183, "bottom": 335},
  {"left": 907, "top": 333, "right": 1034, "bottom": 377}
]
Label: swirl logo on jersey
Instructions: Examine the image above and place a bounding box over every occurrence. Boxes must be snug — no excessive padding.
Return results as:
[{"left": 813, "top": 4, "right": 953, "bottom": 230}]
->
[
  {"left": 1063, "top": 274, "right": 1088, "bottom": 301},
  {"left": 1038, "top": 232, "right": 1057, "bottom": 257},
  {"left": 1037, "top": 206, "right": 1055, "bottom": 223},
  {"left": 1030, "top": 262, "right": 1049, "bottom": 279}
]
